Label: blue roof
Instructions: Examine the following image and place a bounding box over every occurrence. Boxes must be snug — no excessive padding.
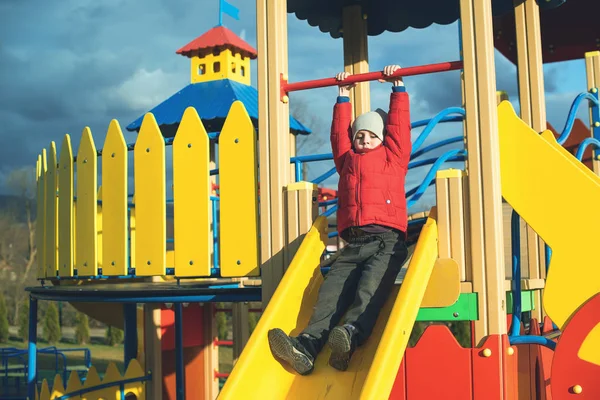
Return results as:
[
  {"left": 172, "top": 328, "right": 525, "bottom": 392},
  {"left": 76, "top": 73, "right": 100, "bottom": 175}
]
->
[{"left": 126, "top": 79, "right": 312, "bottom": 136}]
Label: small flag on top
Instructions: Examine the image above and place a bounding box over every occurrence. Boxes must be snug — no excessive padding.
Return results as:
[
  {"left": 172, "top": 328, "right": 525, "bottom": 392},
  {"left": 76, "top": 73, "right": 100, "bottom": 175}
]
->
[{"left": 219, "top": 0, "right": 240, "bottom": 25}]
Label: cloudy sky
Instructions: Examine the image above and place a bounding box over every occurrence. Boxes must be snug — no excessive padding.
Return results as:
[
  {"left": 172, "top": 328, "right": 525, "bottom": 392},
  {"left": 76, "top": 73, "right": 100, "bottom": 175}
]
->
[{"left": 0, "top": 0, "right": 592, "bottom": 212}]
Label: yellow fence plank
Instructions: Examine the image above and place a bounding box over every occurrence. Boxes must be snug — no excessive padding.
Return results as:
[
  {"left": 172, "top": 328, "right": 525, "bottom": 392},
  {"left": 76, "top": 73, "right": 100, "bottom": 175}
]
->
[
  {"left": 97, "top": 186, "right": 103, "bottom": 272},
  {"left": 173, "top": 107, "right": 211, "bottom": 277},
  {"left": 76, "top": 128, "right": 98, "bottom": 276},
  {"left": 36, "top": 152, "right": 47, "bottom": 279},
  {"left": 130, "top": 195, "right": 136, "bottom": 270},
  {"left": 44, "top": 142, "right": 58, "bottom": 278},
  {"left": 102, "top": 120, "right": 128, "bottom": 276},
  {"left": 134, "top": 113, "right": 166, "bottom": 276},
  {"left": 219, "top": 101, "right": 259, "bottom": 277},
  {"left": 58, "top": 135, "right": 74, "bottom": 277}
]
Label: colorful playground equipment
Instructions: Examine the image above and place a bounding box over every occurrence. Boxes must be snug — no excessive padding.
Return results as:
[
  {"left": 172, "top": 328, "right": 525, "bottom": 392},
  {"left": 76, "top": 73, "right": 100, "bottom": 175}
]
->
[{"left": 23, "top": 0, "right": 600, "bottom": 399}]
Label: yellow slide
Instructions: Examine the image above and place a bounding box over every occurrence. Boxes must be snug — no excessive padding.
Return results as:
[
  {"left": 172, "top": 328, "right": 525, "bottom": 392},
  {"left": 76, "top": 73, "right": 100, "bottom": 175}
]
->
[
  {"left": 219, "top": 212, "right": 439, "bottom": 399},
  {"left": 498, "top": 100, "right": 600, "bottom": 331}
]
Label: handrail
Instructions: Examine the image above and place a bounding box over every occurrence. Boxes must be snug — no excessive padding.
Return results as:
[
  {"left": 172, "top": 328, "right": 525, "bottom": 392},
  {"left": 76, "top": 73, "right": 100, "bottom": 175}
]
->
[
  {"left": 407, "top": 149, "right": 466, "bottom": 208},
  {"left": 556, "top": 91, "right": 600, "bottom": 145},
  {"left": 411, "top": 108, "right": 466, "bottom": 153},
  {"left": 575, "top": 137, "right": 600, "bottom": 161}
]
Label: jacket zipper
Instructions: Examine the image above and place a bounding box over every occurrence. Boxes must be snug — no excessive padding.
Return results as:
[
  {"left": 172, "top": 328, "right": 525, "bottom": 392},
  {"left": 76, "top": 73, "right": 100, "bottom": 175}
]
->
[{"left": 356, "top": 155, "right": 361, "bottom": 225}]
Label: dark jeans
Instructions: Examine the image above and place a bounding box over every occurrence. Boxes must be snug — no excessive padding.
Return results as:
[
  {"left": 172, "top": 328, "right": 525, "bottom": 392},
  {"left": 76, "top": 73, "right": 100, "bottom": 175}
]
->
[{"left": 300, "top": 229, "right": 408, "bottom": 355}]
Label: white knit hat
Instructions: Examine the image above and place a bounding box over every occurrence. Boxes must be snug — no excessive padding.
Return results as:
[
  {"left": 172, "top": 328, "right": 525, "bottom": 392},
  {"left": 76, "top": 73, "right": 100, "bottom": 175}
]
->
[{"left": 351, "top": 108, "right": 388, "bottom": 142}]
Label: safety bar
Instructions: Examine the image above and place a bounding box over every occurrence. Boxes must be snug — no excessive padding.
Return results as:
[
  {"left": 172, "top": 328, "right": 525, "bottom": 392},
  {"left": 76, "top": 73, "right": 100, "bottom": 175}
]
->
[{"left": 281, "top": 61, "right": 464, "bottom": 101}]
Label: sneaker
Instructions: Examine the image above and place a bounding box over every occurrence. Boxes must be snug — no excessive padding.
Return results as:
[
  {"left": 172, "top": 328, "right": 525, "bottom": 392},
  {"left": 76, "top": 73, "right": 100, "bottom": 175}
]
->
[
  {"left": 328, "top": 325, "right": 358, "bottom": 371},
  {"left": 268, "top": 328, "right": 315, "bottom": 375}
]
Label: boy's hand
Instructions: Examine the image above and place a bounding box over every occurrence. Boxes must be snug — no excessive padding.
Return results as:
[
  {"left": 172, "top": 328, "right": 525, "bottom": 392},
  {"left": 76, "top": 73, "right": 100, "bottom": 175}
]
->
[
  {"left": 336, "top": 71, "right": 356, "bottom": 97},
  {"left": 379, "top": 64, "right": 403, "bottom": 87}
]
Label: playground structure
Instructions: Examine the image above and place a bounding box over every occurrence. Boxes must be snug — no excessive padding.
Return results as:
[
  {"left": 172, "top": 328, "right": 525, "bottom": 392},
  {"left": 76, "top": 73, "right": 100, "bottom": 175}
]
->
[{"left": 20, "top": 0, "right": 600, "bottom": 399}]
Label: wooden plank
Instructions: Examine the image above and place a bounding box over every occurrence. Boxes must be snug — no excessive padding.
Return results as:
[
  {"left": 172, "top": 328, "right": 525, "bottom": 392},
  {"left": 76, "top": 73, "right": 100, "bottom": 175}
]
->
[
  {"left": 219, "top": 102, "right": 259, "bottom": 277},
  {"left": 134, "top": 113, "right": 166, "bottom": 276},
  {"left": 172, "top": 107, "right": 211, "bottom": 277},
  {"left": 75, "top": 128, "right": 98, "bottom": 277},
  {"left": 58, "top": 135, "right": 74, "bottom": 277},
  {"left": 101, "top": 120, "right": 128, "bottom": 276}
]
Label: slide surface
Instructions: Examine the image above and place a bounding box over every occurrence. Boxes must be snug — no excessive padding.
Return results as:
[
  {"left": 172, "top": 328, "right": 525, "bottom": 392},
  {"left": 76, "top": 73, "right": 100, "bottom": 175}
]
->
[
  {"left": 219, "top": 213, "right": 439, "bottom": 400},
  {"left": 498, "top": 100, "right": 600, "bottom": 329}
]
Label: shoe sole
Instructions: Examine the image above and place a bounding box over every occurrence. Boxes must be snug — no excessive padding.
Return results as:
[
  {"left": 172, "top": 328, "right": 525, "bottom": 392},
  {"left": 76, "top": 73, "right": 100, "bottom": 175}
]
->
[
  {"left": 328, "top": 327, "right": 352, "bottom": 371},
  {"left": 268, "top": 329, "right": 313, "bottom": 375}
]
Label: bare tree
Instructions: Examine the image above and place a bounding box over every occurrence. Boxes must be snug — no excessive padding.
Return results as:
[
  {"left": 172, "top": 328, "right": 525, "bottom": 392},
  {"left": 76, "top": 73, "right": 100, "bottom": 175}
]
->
[
  {"left": 290, "top": 98, "right": 329, "bottom": 180},
  {"left": 4, "top": 167, "right": 37, "bottom": 322}
]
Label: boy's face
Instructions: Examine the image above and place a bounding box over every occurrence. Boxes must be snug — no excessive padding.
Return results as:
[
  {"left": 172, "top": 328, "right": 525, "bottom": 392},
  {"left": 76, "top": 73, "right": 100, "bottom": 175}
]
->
[{"left": 353, "top": 130, "right": 382, "bottom": 152}]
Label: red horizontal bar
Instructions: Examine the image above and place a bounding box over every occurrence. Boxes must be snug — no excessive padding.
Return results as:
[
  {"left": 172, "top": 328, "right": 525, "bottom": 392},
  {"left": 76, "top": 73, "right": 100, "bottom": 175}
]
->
[
  {"left": 215, "top": 371, "right": 230, "bottom": 379},
  {"left": 282, "top": 60, "right": 463, "bottom": 94},
  {"left": 214, "top": 339, "right": 234, "bottom": 346}
]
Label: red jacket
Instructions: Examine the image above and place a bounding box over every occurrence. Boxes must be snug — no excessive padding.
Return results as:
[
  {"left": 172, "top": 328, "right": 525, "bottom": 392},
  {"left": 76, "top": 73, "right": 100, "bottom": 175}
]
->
[{"left": 331, "top": 90, "right": 412, "bottom": 236}]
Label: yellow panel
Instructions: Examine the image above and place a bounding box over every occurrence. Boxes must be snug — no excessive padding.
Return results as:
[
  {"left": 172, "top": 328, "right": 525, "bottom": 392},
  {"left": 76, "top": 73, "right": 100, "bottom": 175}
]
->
[
  {"left": 172, "top": 107, "right": 211, "bottom": 277},
  {"left": 102, "top": 120, "right": 128, "bottom": 276},
  {"left": 219, "top": 101, "right": 259, "bottom": 277},
  {"left": 39, "top": 379, "right": 50, "bottom": 400},
  {"left": 130, "top": 196, "right": 136, "bottom": 270},
  {"left": 58, "top": 135, "right": 74, "bottom": 277},
  {"left": 36, "top": 152, "right": 47, "bottom": 279},
  {"left": 65, "top": 370, "right": 83, "bottom": 393},
  {"left": 498, "top": 101, "right": 600, "bottom": 328},
  {"left": 578, "top": 322, "right": 600, "bottom": 366},
  {"left": 134, "top": 113, "right": 166, "bottom": 276},
  {"left": 44, "top": 142, "right": 58, "bottom": 279},
  {"left": 97, "top": 186, "right": 103, "bottom": 272},
  {"left": 50, "top": 374, "right": 65, "bottom": 398},
  {"left": 75, "top": 128, "right": 98, "bottom": 276},
  {"left": 82, "top": 366, "right": 101, "bottom": 389},
  {"left": 421, "top": 258, "right": 461, "bottom": 308},
  {"left": 219, "top": 211, "right": 438, "bottom": 399}
]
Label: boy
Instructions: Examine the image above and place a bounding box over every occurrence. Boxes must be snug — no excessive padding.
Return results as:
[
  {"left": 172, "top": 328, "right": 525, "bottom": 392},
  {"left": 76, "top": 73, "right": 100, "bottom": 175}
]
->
[{"left": 268, "top": 65, "right": 411, "bottom": 374}]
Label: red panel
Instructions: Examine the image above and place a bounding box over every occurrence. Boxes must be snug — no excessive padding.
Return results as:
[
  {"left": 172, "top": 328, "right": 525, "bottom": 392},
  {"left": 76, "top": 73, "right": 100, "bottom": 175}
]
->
[
  {"left": 161, "top": 304, "right": 205, "bottom": 351},
  {"left": 542, "top": 316, "right": 555, "bottom": 335},
  {"left": 515, "top": 340, "right": 533, "bottom": 399},
  {"left": 405, "top": 325, "right": 472, "bottom": 400},
  {"left": 503, "top": 335, "right": 518, "bottom": 400},
  {"left": 472, "top": 334, "right": 504, "bottom": 400},
  {"left": 551, "top": 293, "right": 600, "bottom": 400},
  {"left": 389, "top": 358, "right": 407, "bottom": 400},
  {"left": 162, "top": 345, "right": 206, "bottom": 400}
]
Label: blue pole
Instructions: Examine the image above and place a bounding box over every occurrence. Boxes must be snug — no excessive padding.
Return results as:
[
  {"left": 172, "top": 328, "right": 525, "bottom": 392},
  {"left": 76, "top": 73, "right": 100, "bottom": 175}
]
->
[
  {"left": 27, "top": 297, "right": 38, "bottom": 400},
  {"left": 510, "top": 211, "right": 522, "bottom": 337},
  {"left": 175, "top": 303, "right": 186, "bottom": 400},
  {"left": 218, "top": 0, "right": 223, "bottom": 26},
  {"left": 123, "top": 303, "right": 138, "bottom": 367}
]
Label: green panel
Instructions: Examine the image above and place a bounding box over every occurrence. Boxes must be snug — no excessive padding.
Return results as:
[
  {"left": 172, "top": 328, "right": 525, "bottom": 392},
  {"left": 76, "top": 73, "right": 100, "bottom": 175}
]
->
[
  {"left": 506, "top": 290, "right": 535, "bottom": 313},
  {"left": 415, "top": 290, "right": 537, "bottom": 322},
  {"left": 416, "top": 293, "right": 478, "bottom": 321}
]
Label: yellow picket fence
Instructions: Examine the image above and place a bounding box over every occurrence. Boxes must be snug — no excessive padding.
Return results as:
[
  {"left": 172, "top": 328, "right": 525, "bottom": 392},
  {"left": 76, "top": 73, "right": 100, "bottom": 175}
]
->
[
  {"left": 36, "top": 359, "right": 147, "bottom": 400},
  {"left": 35, "top": 101, "right": 259, "bottom": 279}
]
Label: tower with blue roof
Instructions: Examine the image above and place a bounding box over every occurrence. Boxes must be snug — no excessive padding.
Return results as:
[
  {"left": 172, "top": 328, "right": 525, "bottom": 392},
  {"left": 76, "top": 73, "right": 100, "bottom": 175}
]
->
[{"left": 126, "top": 25, "right": 311, "bottom": 139}]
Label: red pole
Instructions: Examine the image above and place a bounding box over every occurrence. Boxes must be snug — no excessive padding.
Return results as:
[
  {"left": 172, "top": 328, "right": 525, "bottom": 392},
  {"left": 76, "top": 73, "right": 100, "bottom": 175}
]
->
[
  {"left": 214, "top": 339, "right": 234, "bottom": 346},
  {"left": 282, "top": 60, "right": 463, "bottom": 98}
]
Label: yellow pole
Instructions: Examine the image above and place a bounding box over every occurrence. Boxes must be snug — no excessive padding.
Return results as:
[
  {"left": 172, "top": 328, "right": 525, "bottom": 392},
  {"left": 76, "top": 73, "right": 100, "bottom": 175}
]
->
[
  {"left": 257, "top": 0, "right": 292, "bottom": 304},
  {"left": 459, "top": 0, "right": 507, "bottom": 346},
  {"left": 514, "top": 0, "right": 547, "bottom": 321},
  {"left": 342, "top": 5, "right": 370, "bottom": 118}
]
